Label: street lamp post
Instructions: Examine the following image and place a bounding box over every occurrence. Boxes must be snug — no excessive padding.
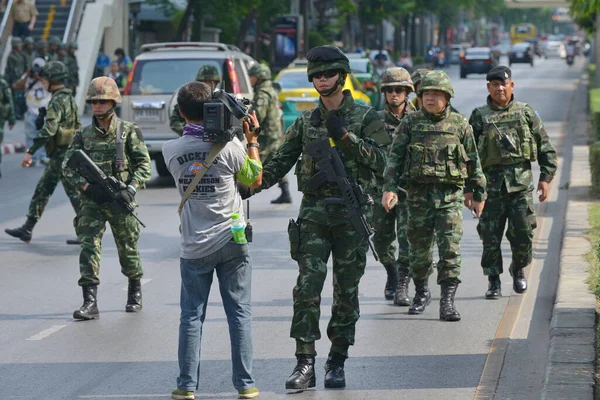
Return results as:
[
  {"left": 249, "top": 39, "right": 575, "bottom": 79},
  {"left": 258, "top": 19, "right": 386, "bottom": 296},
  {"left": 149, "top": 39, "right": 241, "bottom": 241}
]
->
[{"left": 129, "top": 0, "right": 142, "bottom": 58}]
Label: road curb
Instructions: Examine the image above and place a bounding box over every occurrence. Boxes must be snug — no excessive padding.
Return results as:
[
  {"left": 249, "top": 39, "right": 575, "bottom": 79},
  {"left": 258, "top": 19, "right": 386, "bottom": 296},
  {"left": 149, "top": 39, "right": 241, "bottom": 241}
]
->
[
  {"left": 2, "top": 142, "right": 27, "bottom": 154},
  {"left": 541, "top": 78, "right": 596, "bottom": 399}
]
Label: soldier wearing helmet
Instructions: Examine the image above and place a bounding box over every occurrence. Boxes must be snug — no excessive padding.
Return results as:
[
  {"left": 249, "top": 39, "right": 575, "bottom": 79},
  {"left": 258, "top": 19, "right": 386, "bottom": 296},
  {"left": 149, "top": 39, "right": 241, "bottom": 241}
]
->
[
  {"left": 382, "top": 70, "right": 487, "bottom": 322},
  {"left": 23, "top": 37, "right": 35, "bottom": 68},
  {"left": 63, "top": 42, "right": 79, "bottom": 95},
  {"left": 7, "top": 61, "right": 82, "bottom": 246},
  {"left": 469, "top": 65, "right": 557, "bottom": 300},
  {"left": 169, "top": 64, "right": 222, "bottom": 135},
  {"left": 247, "top": 63, "right": 290, "bottom": 204},
  {"left": 370, "top": 67, "right": 414, "bottom": 305},
  {"left": 48, "top": 36, "right": 61, "bottom": 61},
  {"left": 62, "top": 76, "right": 151, "bottom": 321},
  {"left": 250, "top": 45, "right": 389, "bottom": 390},
  {"left": 0, "top": 63, "right": 15, "bottom": 178},
  {"left": 7, "top": 36, "right": 26, "bottom": 118}
]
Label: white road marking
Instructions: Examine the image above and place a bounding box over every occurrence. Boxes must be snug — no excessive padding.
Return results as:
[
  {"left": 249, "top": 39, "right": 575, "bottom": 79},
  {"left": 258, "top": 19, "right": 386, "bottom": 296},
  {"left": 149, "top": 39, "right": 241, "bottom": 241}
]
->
[
  {"left": 26, "top": 324, "right": 67, "bottom": 340},
  {"left": 121, "top": 278, "right": 152, "bottom": 291}
]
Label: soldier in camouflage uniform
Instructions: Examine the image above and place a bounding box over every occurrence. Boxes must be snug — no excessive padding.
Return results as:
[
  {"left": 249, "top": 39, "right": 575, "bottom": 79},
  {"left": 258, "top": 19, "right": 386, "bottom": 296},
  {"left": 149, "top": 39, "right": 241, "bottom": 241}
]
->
[
  {"left": 62, "top": 77, "right": 152, "bottom": 321},
  {"left": 22, "top": 37, "right": 36, "bottom": 70},
  {"left": 169, "top": 65, "right": 220, "bottom": 135},
  {"left": 7, "top": 37, "right": 26, "bottom": 119},
  {"left": 255, "top": 45, "right": 389, "bottom": 390},
  {"left": 248, "top": 63, "right": 291, "bottom": 204},
  {"left": 373, "top": 67, "right": 414, "bottom": 304},
  {"left": 35, "top": 40, "right": 49, "bottom": 62},
  {"left": 410, "top": 68, "right": 431, "bottom": 111},
  {"left": 382, "top": 70, "right": 487, "bottom": 321},
  {"left": 65, "top": 42, "right": 79, "bottom": 95},
  {"left": 47, "top": 36, "right": 61, "bottom": 61},
  {"left": 0, "top": 76, "right": 16, "bottom": 178},
  {"left": 5, "top": 61, "right": 81, "bottom": 244},
  {"left": 469, "top": 66, "right": 557, "bottom": 298}
]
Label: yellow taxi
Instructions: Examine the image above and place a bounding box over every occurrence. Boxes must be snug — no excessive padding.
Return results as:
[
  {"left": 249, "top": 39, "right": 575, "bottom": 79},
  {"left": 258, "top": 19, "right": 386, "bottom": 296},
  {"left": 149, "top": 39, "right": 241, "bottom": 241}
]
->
[{"left": 274, "top": 66, "right": 372, "bottom": 131}]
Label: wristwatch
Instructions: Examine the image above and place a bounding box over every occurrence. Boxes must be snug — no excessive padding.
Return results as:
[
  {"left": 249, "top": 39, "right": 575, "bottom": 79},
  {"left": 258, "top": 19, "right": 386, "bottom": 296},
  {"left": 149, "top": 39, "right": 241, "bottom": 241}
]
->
[{"left": 247, "top": 142, "right": 260, "bottom": 149}]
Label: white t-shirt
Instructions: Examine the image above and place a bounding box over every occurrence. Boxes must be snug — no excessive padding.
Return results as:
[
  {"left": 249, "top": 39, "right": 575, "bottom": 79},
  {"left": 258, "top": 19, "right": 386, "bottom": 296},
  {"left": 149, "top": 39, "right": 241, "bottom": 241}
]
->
[
  {"left": 162, "top": 135, "right": 247, "bottom": 259},
  {"left": 23, "top": 75, "right": 51, "bottom": 115}
]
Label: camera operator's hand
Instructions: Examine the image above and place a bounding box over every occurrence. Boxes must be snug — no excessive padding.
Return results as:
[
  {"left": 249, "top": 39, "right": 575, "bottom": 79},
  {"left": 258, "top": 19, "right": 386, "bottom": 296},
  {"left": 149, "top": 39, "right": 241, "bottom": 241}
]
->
[
  {"left": 35, "top": 107, "right": 47, "bottom": 130},
  {"left": 326, "top": 111, "right": 348, "bottom": 140},
  {"left": 243, "top": 111, "right": 260, "bottom": 143}
]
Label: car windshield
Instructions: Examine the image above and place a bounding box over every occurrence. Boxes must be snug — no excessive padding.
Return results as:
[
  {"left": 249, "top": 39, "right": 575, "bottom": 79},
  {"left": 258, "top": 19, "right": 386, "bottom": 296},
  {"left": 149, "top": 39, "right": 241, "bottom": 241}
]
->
[
  {"left": 466, "top": 50, "right": 490, "bottom": 57},
  {"left": 513, "top": 44, "right": 529, "bottom": 50},
  {"left": 349, "top": 59, "right": 369, "bottom": 73},
  {"left": 275, "top": 70, "right": 310, "bottom": 89},
  {"left": 130, "top": 59, "right": 222, "bottom": 95},
  {"left": 548, "top": 35, "right": 563, "bottom": 41}
]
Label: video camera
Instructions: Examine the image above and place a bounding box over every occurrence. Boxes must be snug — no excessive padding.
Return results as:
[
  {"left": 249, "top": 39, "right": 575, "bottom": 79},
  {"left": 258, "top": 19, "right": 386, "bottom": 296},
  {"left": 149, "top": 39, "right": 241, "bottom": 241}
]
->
[{"left": 203, "top": 90, "right": 251, "bottom": 142}]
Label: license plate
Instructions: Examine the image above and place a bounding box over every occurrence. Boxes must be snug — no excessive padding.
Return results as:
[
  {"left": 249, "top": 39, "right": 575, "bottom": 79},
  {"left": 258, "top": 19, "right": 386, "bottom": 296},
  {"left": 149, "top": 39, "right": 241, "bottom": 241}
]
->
[
  {"left": 135, "top": 109, "right": 161, "bottom": 122},
  {"left": 295, "top": 102, "right": 316, "bottom": 111},
  {"left": 517, "top": 52, "right": 523, "bottom": 57}
]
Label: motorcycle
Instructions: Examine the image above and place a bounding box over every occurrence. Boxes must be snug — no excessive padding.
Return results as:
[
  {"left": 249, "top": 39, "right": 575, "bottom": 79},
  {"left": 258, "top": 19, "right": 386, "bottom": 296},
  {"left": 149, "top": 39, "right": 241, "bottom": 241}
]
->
[{"left": 566, "top": 54, "right": 574, "bottom": 66}]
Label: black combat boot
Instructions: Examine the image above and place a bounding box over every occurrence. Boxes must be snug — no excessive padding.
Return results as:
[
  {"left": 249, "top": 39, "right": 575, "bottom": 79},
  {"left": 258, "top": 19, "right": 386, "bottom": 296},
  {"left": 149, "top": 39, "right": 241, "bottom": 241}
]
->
[
  {"left": 324, "top": 352, "right": 346, "bottom": 388},
  {"left": 285, "top": 354, "right": 316, "bottom": 390},
  {"left": 408, "top": 279, "right": 431, "bottom": 315},
  {"left": 394, "top": 268, "right": 411, "bottom": 306},
  {"left": 383, "top": 263, "right": 398, "bottom": 300},
  {"left": 125, "top": 279, "right": 142, "bottom": 312},
  {"left": 509, "top": 263, "right": 527, "bottom": 294},
  {"left": 66, "top": 238, "right": 80, "bottom": 245},
  {"left": 485, "top": 275, "right": 502, "bottom": 299},
  {"left": 73, "top": 285, "right": 99, "bottom": 320},
  {"left": 439, "top": 279, "right": 461, "bottom": 321},
  {"left": 5, "top": 217, "right": 36, "bottom": 242},
  {"left": 271, "top": 181, "right": 292, "bottom": 204}
]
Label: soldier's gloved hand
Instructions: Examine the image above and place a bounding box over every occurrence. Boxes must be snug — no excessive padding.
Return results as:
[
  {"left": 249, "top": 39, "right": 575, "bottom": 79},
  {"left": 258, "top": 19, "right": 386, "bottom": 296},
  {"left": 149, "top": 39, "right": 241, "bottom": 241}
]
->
[
  {"left": 85, "top": 183, "right": 109, "bottom": 204},
  {"left": 35, "top": 107, "right": 47, "bottom": 130},
  {"left": 325, "top": 111, "right": 347, "bottom": 140},
  {"left": 118, "top": 186, "right": 136, "bottom": 204}
]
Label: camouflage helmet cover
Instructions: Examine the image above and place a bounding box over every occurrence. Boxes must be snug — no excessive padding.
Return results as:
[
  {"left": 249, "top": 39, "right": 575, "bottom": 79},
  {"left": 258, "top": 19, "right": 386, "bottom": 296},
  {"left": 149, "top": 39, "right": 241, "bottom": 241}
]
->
[
  {"left": 417, "top": 70, "right": 454, "bottom": 98},
  {"left": 411, "top": 68, "right": 432, "bottom": 86},
  {"left": 11, "top": 36, "right": 22, "bottom": 47},
  {"left": 48, "top": 36, "right": 62, "bottom": 46},
  {"left": 67, "top": 41, "right": 78, "bottom": 50},
  {"left": 86, "top": 76, "right": 122, "bottom": 103},
  {"left": 248, "top": 63, "right": 271, "bottom": 80},
  {"left": 36, "top": 40, "right": 47, "bottom": 49},
  {"left": 40, "top": 61, "right": 69, "bottom": 81},
  {"left": 380, "top": 67, "right": 414, "bottom": 92},
  {"left": 24, "top": 37, "right": 35, "bottom": 45},
  {"left": 196, "top": 65, "right": 221, "bottom": 83},
  {"left": 306, "top": 45, "right": 351, "bottom": 82}
]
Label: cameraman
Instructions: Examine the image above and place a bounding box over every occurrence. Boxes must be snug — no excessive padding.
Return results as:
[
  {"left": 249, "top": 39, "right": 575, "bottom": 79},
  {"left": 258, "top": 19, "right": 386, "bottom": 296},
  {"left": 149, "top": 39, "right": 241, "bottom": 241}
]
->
[
  {"left": 162, "top": 81, "right": 262, "bottom": 400},
  {"left": 12, "top": 57, "right": 51, "bottom": 165}
]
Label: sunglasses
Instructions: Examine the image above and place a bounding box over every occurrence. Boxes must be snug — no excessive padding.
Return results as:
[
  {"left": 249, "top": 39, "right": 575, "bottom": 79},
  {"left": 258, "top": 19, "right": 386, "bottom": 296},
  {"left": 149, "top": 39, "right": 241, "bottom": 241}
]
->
[
  {"left": 89, "top": 99, "right": 110, "bottom": 105},
  {"left": 311, "top": 71, "right": 339, "bottom": 80},
  {"left": 383, "top": 87, "right": 406, "bottom": 94}
]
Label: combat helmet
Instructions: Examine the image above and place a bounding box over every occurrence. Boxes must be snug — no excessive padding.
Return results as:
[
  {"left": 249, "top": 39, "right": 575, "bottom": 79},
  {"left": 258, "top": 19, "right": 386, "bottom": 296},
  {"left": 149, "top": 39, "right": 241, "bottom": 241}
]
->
[
  {"left": 411, "top": 68, "right": 432, "bottom": 87},
  {"left": 86, "top": 76, "right": 122, "bottom": 103},
  {"left": 417, "top": 70, "right": 454, "bottom": 98},
  {"left": 248, "top": 63, "right": 271, "bottom": 80},
  {"left": 305, "top": 45, "right": 351, "bottom": 82},
  {"left": 36, "top": 40, "right": 48, "bottom": 50},
  {"left": 380, "top": 67, "right": 414, "bottom": 92},
  {"left": 48, "top": 36, "right": 62, "bottom": 46},
  {"left": 67, "top": 41, "right": 78, "bottom": 51},
  {"left": 196, "top": 65, "right": 221, "bottom": 83},
  {"left": 40, "top": 61, "right": 69, "bottom": 81},
  {"left": 11, "top": 37, "right": 22, "bottom": 47},
  {"left": 24, "top": 37, "right": 35, "bottom": 46}
]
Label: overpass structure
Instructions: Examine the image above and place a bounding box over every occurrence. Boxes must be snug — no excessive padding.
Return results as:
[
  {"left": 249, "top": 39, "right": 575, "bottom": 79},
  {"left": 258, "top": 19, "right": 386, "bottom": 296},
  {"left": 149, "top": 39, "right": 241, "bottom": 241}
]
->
[{"left": 505, "top": 0, "right": 570, "bottom": 8}]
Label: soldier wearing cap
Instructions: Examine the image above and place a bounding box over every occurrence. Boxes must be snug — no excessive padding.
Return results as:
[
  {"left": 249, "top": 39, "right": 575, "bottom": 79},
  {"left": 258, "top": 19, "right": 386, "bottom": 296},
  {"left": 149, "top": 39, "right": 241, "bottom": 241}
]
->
[
  {"left": 6, "top": 61, "right": 81, "bottom": 244},
  {"left": 373, "top": 67, "right": 414, "bottom": 304},
  {"left": 254, "top": 45, "right": 389, "bottom": 390},
  {"left": 382, "top": 70, "right": 487, "bottom": 321},
  {"left": 169, "top": 65, "right": 221, "bottom": 135},
  {"left": 62, "top": 76, "right": 151, "bottom": 321},
  {"left": 248, "top": 63, "right": 290, "bottom": 204},
  {"left": 468, "top": 65, "right": 557, "bottom": 299}
]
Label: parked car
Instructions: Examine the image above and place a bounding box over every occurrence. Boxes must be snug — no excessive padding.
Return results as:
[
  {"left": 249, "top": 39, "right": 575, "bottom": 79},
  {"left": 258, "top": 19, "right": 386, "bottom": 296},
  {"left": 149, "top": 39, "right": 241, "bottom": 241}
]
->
[
  {"left": 274, "top": 67, "right": 371, "bottom": 131},
  {"left": 121, "top": 42, "right": 256, "bottom": 177},
  {"left": 460, "top": 47, "right": 498, "bottom": 79},
  {"left": 347, "top": 55, "right": 383, "bottom": 110},
  {"left": 544, "top": 35, "right": 564, "bottom": 58},
  {"left": 508, "top": 43, "right": 534, "bottom": 66}
]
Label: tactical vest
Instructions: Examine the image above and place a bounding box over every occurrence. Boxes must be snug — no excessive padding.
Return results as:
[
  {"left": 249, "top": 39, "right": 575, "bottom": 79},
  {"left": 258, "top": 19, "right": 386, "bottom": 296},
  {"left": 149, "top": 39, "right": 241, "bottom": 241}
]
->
[
  {"left": 403, "top": 112, "right": 469, "bottom": 184},
  {"left": 81, "top": 117, "right": 132, "bottom": 183},
  {"left": 52, "top": 89, "right": 79, "bottom": 147},
  {"left": 476, "top": 101, "right": 537, "bottom": 169},
  {"left": 253, "top": 81, "right": 282, "bottom": 138}
]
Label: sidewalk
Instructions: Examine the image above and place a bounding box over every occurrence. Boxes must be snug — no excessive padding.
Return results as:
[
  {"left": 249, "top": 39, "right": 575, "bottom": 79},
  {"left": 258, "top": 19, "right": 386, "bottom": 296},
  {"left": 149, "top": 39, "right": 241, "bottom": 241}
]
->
[{"left": 541, "top": 77, "right": 597, "bottom": 398}]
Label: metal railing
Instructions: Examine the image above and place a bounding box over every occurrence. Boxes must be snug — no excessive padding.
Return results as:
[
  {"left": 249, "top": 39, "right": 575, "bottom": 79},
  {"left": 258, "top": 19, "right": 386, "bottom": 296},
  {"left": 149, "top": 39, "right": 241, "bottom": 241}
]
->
[
  {"left": 63, "top": 0, "right": 89, "bottom": 43},
  {"left": 0, "top": 0, "right": 14, "bottom": 75}
]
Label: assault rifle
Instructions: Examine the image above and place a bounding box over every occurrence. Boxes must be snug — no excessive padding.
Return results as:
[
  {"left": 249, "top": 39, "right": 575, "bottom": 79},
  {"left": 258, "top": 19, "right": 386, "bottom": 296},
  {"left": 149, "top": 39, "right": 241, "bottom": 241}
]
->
[
  {"left": 66, "top": 149, "right": 146, "bottom": 227},
  {"left": 305, "top": 137, "right": 379, "bottom": 261}
]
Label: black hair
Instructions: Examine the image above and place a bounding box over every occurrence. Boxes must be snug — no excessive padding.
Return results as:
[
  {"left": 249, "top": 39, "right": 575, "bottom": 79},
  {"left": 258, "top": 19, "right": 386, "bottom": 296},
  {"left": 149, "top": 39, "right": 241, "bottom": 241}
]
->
[
  {"left": 177, "top": 81, "right": 211, "bottom": 121},
  {"left": 114, "top": 48, "right": 125, "bottom": 57}
]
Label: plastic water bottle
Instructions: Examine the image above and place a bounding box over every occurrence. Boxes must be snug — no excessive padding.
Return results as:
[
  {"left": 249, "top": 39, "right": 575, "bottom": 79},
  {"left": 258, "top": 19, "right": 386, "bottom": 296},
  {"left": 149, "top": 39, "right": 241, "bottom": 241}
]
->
[{"left": 230, "top": 213, "right": 247, "bottom": 244}]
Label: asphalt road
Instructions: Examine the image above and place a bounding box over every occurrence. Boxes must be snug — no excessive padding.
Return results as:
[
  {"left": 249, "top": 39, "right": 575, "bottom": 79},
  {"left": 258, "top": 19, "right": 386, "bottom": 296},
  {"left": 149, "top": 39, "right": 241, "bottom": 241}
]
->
[{"left": 0, "top": 55, "right": 583, "bottom": 400}]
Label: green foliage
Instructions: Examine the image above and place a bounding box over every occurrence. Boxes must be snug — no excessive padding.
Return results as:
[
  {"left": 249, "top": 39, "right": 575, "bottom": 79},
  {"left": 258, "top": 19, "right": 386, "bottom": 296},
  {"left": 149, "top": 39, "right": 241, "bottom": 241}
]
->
[
  {"left": 585, "top": 204, "right": 600, "bottom": 297},
  {"left": 590, "top": 88, "right": 600, "bottom": 140},
  {"left": 590, "top": 141, "right": 600, "bottom": 194},
  {"left": 571, "top": 0, "right": 600, "bottom": 33},
  {"left": 308, "top": 31, "right": 330, "bottom": 49},
  {"left": 590, "top": 64, "right": 597, "bottom": 88}
]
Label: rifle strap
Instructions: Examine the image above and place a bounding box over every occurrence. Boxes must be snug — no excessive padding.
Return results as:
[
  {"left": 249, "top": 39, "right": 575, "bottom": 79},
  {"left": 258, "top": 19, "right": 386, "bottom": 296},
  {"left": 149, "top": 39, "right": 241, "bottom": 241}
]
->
[
  {"left": 177, "top": 141, "right": 227, "bottom": 221},
  {"left": 115, "top": 120, "right": 126, "bottom": 173}
]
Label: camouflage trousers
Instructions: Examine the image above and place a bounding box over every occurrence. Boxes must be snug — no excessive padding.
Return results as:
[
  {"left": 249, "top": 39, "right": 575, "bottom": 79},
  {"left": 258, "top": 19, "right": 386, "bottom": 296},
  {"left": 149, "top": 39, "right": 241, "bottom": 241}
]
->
[
  {"left": 27, "top": 148, "right": 81, "bottom": 221},
  {"left": 289, "top": 218, "right": 368, "bottom": 357},
  {"left": 76, "top": 200, "right": 143, "bottom": 286},
  {"left": 407, "top": 186, "right": 463, "bottom": 284},
  {"left": 477, "top": 190, "right": 537, "bottom": 276},
  {"left": 371, "top": 198, "right": 409, "bottom": 274}
]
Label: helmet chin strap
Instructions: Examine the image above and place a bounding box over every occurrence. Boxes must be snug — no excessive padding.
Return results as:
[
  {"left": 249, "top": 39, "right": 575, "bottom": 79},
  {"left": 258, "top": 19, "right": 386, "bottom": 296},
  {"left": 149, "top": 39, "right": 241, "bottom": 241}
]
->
[
  {"left": 95, "top": 107, "right": 115, "bottom": 120},
  {"left": 315, "top": 73, "right": 346, "bottom": 97}
]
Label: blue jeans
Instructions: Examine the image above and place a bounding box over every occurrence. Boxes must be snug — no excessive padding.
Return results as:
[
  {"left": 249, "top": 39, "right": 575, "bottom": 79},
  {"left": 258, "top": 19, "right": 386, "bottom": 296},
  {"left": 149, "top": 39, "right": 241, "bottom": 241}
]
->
[
  {"left": 177, "top": 241, "right": 255, "bottom": 391},
  {"left": 25, "top": 111, "right": 46, "bottom": 162}
]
